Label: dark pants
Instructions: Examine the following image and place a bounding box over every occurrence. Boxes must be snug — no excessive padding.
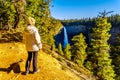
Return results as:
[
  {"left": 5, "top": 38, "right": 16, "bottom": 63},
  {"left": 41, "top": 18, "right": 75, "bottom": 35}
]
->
[{"left": 25, "top": 51, "right": 38, "bottom": 72}]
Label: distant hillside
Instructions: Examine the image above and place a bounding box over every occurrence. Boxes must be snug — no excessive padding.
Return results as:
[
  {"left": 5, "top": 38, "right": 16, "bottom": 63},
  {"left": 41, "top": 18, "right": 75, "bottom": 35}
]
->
[{"left": 61, "top": 14, "right": 120, "bottom": 27}]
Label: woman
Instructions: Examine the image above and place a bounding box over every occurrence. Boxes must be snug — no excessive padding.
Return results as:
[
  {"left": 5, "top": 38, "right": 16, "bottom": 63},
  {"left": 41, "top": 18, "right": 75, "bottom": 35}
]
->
[{"left": 23, "top": 17, "right": 42, "bottom": 75}]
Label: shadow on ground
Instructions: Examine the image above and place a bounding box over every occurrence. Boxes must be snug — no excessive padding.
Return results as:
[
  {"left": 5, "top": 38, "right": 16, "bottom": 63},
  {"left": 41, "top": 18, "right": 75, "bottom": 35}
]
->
[{"left": 0, "top": 59, "right": 23, "bottom": 74}]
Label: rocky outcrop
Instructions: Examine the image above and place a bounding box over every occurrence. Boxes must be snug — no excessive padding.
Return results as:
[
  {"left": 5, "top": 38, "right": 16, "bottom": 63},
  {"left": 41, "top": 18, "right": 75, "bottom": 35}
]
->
[
  {"left": 65, "top": 25, "right": 86, "bottom": 35},
  {"left": 109, "top": 26, "right": 120, "bottom": 44},
  {"left": 64, "top": 25, "right": 120, "bottom": 45}
]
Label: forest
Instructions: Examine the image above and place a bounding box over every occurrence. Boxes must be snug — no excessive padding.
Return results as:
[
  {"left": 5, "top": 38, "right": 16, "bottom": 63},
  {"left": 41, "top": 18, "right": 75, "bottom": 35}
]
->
[{"left": 1, "top": 0, "right": 120, "bottom": 80}]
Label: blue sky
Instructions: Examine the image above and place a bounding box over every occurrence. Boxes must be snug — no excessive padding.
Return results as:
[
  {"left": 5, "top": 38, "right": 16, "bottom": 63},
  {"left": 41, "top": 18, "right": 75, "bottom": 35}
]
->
[{"left": 50, "top": 0, "right": 120, "bottom": 19}]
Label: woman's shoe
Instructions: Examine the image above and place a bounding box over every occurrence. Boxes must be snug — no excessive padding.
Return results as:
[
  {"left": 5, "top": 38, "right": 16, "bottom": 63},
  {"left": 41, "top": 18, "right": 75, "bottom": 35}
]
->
[
  {"left": 33, "top": 69, "right": 40, "bottom": 74},
  {"left": 25, "top": 71, "right": 29, "bottom": 75}
]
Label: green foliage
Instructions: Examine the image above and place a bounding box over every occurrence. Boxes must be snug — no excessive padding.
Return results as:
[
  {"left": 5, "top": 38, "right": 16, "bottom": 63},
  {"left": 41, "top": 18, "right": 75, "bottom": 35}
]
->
[
  {"left": 61, "top": 14, "right": 120, "bottom": 28},
  {"left": 63, "top": 44, "right": 72, "bottom": 60},
  {"left": 61, "top": 17, "right": 96, "bottom": 27},
  {"left": 0, "top": 0, "right": 16, "bottom": 29},
  {"left": 58, "top": 43, "right": 63, "bottom": 55},
  {"left": 85, "top": 18, "right": 115, "bottom": 80},
  {"left": 71, "top": 33, "right": 87, "bottom": 66},
  {"left": 110, "top": 35, "right": 120, "bottom": 80},
  {"left": 108, "top": 14, "right": 120, "bottom": 27},
  {"left": 40, "top": 19, "right": 62, "bottom": 46},
  {"left": 0, "top": 0, "right": 27, "bottom": 29},
  {"left": 0, "top": 0, "right": 62, "bottom": 48}
]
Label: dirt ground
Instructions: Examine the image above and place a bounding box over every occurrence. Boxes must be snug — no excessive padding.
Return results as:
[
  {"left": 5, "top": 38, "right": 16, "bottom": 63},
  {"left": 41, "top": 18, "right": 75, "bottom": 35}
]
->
[{"left": 0, "top": 42, "right": 81, "bottom": 80}]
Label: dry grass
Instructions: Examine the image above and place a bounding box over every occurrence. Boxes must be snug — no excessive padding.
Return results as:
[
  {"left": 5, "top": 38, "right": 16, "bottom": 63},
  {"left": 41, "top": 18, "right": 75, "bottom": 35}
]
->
[{"left": 0, "top": 42, "right": 81, "bottom": 80}]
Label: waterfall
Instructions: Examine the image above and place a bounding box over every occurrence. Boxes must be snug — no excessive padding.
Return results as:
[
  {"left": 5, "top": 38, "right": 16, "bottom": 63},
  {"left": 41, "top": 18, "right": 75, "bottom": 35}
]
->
[
  {"left": 54, "top": 27, "right": 68, "bottom": 48},
  {"left": 62, "top": 27, "right": 68, "bottom": 48}
]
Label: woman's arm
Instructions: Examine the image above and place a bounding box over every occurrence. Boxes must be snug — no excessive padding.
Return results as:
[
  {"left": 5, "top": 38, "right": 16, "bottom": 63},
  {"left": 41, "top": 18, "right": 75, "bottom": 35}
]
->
[{"left": 34, "top": 29, "right": 42, "bottom": 50}]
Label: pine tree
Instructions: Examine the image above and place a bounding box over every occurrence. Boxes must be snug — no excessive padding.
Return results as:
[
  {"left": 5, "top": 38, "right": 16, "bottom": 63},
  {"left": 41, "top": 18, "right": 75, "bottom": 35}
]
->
[
  {"left": 0, "top": 0, "right": 62, "bottom": 47},
  {"left": 71, "top": 33, "right": 87, "bottom": 66},
  {"left": 58, "top": 43, "right": 63, "bottom": 55},
  {"left": 86, "top": 18, "right": 115, "bottom": 80},
  {"left": 63, "top": 44, "right": 72, "bottom": 60},
  {"left": 110, "top": 33, "right": 120, "bottom": 80},
  {"left": 0, "top": 0, "right": 17, "bottom": 29}
]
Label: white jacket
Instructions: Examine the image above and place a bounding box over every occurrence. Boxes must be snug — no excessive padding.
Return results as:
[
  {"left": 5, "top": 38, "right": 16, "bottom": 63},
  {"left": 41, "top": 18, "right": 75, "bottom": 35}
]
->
[{"left": 23, "top": 25, "right": 42, "bottom": 51}]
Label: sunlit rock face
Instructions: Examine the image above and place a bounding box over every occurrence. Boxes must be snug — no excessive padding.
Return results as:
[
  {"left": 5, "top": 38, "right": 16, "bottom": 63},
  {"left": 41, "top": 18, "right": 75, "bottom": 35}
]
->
[
  {"left": 55, "top": 24, "right": 120, "bottom": 47},
  {"left": 54, "top": 25, "right": 92, "bottom": 48},
  {"left": 109, "top": 26, "right": 120, "bottom": 44},
  {"left": 65, "top": 25, "right": 91, "bottom": 44},
  {"left": 65, "top": 25, "right": 120, "bottom": 45},
  {"left": 65, "top": 25, "right": 86, "bottom": 35}
]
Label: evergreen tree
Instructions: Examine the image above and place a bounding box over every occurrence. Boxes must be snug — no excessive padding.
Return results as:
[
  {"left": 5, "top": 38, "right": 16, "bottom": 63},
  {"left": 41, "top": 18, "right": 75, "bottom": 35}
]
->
[
  {"left": 85, "top": 18, "right": 115, "bottom": 80},
  {"left": 0, "top": 0, "right": 18, "bottom": 29},
  {"left": 0, "top": 0, "right": 62, "bottom": 47},
  {"left": 71, "top": 33, "right": 87, "bottom": 66},
  {"left": 58, "top": 43, "right": 63, "bottom": 55},
  {"left": 110, "top": 33, "right": 120, "bottom": 80},
  {"left": 63, "top": 44, "right": 72, "bottom": 60}
]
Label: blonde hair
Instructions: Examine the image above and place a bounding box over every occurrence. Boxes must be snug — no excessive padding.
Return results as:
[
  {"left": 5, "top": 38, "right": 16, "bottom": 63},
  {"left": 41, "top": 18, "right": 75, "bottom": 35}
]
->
[{"left": 28, "top": 17, "right": 35, "bottom": 26}]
